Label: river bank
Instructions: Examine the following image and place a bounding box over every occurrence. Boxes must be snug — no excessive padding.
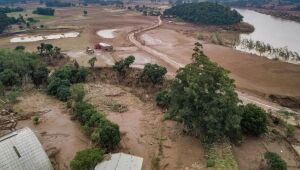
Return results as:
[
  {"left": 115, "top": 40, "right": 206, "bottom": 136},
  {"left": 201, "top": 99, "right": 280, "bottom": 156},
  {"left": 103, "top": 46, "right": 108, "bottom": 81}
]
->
[{"left": 255, "top": 8, "right": 300, "bottom": 23}]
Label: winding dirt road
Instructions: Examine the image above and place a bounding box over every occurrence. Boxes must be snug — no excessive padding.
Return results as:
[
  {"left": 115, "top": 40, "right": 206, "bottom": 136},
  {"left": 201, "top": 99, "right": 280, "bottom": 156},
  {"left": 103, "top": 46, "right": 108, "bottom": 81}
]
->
[{"left": 128, "top": 16, "right": 298, "bottom": 114}]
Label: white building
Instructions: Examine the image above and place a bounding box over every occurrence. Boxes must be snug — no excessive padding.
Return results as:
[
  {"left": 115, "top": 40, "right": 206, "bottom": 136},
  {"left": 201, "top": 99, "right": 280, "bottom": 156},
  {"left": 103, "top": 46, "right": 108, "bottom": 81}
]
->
[
  {"left": 94, "top": 153, "right": 143, "bottom": 170},
  {"left": 0, "top": 128, "right": 53, "bottom": 170}
]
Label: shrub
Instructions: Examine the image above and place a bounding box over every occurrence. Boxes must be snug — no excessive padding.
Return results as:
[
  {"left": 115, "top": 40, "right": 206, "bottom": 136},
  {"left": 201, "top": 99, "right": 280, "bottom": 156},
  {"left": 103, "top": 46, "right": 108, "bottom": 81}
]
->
[
  {"left": 206, "top": 159, "right": 215, "bottom": 167},
  {"left": 33, "top": 7, "right": 55, "bottom": 16},
  {"left": 56, "top": 85, "right": 71, "bottom": 102},
  {"left": 155, "top": 90, "right": 170, "bottom": 108},
  {"left": 240, "top": 104, "right": 267, "bottom": 136},
  {"left": 31, "top": 66, "right": 49, "bottom": 87},
  {"left": 15, "top": 46, "right": 25, "bottom": 51},
  {"left": 33, "top": 116, "right": 40, "bottom": 125},
  {"left": 264, "top": 151, "right": 287, "bottom": 170},
  {"left": 47, "top": 77, "right": 70, "bottom": 96},
  {"left": 70, "top": 84, "right": 85, "bottom": 102},
  {"left": 70, "top": 148, "right": 104, "bottom": 170},
  {"left": 286, "top": 124, "right": 295, "bottom": 138},
  {"left": 0, "top": 69, "right": 19, "bottom": 86},
  {"left": 113, "top": 55, "right": 135, "bottom": 75},
  {"left": 140, "top": 63, "right": 167, "bottom": 84},
  {"left": 91, "top": 120, "right": 121, "bottom": 151}
]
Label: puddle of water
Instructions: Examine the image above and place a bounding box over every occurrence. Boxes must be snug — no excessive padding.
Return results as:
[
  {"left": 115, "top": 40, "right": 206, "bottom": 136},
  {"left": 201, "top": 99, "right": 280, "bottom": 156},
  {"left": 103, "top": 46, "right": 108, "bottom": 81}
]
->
[
  {"left": 10, "top": 32, "right": 80, "bottom": 43},
  {"left": 96, "top": 29, "right": 118, "bottom": 39}
]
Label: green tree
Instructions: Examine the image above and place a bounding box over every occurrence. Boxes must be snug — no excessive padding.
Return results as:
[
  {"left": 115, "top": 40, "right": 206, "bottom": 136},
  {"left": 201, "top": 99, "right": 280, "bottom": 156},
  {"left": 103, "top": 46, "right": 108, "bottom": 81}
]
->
[
  {"left": 155, "top": 90, "right": 170, "bottom": 108},
  {"left": 31, "top": 66, "right": 49, "bottom": 87},
  {"left": 0, "top": 69, "right": 19, "bottom": 86},
  {"left": 140, "top": 63, "right": 167, "bottom": 84},
  {"left": 70, "top": 148, "right": 104, "bottom": 170},
  {"left": 240, "top": 103, "right": 267, "bottom": 136},
  {"left": 264, "top": 152, "right": 287, "bottom": 170},
  {"left": 168, "top": 43, "right": 241, "bottom": 143},
  {"left": 113, "top": 55, "right": 135, "bottom": 75}
]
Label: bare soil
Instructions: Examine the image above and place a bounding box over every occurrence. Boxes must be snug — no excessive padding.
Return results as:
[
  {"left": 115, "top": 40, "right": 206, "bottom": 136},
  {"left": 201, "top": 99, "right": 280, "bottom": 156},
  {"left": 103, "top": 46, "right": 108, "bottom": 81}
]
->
[
  {"left": 84, "top": 82, "right": 205, "bottom": 170},
  {"left": 13, "top": 91, "right": 90, "bottom": 170}
]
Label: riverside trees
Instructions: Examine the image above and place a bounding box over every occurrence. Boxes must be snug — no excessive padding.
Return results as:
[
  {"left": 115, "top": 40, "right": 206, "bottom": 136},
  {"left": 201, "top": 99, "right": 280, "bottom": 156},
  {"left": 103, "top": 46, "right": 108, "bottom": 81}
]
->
[{"left": 164, "top": 2, "right": 243, "bottom": 25}]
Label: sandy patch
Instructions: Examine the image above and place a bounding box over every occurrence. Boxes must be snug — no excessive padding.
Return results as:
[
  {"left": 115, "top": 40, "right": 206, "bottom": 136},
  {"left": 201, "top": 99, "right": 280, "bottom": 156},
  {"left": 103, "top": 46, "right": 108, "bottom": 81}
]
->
[
  {"left": 97, "top": 29, "right": 118, "bottom": 39},
  {"left": 10, "top": 32, "right": 80, "bottom": 43},
  {"left": 141, "top": 34, "right": 162, "bottom": 45}
]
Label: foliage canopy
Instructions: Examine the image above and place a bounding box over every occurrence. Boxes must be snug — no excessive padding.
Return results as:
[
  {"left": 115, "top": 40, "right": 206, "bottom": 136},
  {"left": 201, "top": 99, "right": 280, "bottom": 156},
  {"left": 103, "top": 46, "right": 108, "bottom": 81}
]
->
[{"left": 164, "top": 2, "right": 243, "bottom": 25}]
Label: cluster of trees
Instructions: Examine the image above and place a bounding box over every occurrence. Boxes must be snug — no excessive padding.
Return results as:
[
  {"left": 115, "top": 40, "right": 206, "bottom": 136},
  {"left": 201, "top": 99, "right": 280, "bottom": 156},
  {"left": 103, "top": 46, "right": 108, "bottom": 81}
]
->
[
  {"left": 70, "top": 148, "right": 104, "bottom": 170},
  {"left": 132, "top": 5, "right": 162, "bottom": 16},
  {"left": 155, "top": 43, "right": 268, "bottom": 143},
  {"left": 164, "top": 2, "right": 243, "bottom": 25},
  {"left": 0, "top": 49, "right": 48, "bottom": 88},
  {"left": 45, "top": 0, "right": 73, "bottom": 7},
  {"left": 0, "top": 13, "right": 18, "bottom": 33},
  {"left": 33, "top": 7, "right": 55, "bottom": 16},
  {"left": 37, "top": 43, "right": 64, "bottom": 65},
  {"left": 0, "top": 7, "right": 24, "bottom": 13},
  {"left": 112, "top": 56, "right": 167, "bottom": 84},
  {"left": 237, "top": 39, "right": 300, "bottom": 62},
  {"left": 223, "top": 0, "right": 271, "bottom": 8},
  {"left": 47, "top": 65, "right": 90, "bottom": 101}
]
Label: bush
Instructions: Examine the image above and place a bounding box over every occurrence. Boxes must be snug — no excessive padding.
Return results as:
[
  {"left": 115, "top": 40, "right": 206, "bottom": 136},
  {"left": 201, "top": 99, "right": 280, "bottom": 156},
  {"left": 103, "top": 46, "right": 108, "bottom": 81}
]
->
[
  {"left": 47, "top": 77, "right": 70, "bottom": 96},
  {"left": 206, "top": 159, "right": 215, "bottom": 167},
  {"left": 15, "top": 46, "right": 25, "bottom": 51},
  {"left": 140, "top": 63, "right": 167, "bottom": 84},
  {"left": 70, "top": 148, "right": 104, "bottom": 170},
  {"left": 31, "top": 66, "right": 49, "bottom": 87},
  {"left": 91, "top": 120, "right": 121, "bottom": 150},
  {"left": 155, "top": 90, "right": 170, "bottom": 108},
  {"left": 113, "top": 55, "right": 135, "bottom": 75},
  {"left": 70, "top": 84, "right": 85, "bottom": 102},
  {"left": 240, "top": 104, "right": 267, "bottom": 136},
  {"left": 286, "top": 124, "right": 295, "bottom": 138},
  {"left": 0, "top": 69, "right": 19, "bottom": 86},
  {"left": 33, "top": 116, "right": 40, "bottom": 125},
  {"left": 56, "top": 85, "right": 71, "bottom": 102},
  {"left": 264, "top": 151, "right": 287, "bottom": 170}
]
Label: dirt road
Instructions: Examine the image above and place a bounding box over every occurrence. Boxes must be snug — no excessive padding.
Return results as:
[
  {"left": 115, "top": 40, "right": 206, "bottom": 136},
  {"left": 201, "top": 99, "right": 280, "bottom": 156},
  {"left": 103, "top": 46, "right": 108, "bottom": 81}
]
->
[
  {"left": 128, "top": 16, "right": 298, "bottom": 114},
  {"left": 128, "top": 16, "right": 184, "bottom": 69}
]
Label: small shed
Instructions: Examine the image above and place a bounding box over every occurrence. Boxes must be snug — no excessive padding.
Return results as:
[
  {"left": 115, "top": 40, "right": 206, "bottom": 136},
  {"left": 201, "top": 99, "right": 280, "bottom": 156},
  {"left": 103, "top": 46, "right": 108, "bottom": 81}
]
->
[
  {"left": 95, "top": 42, "right": 113, "bottom": 51},
  {"left": 0, "top": 128, "right": 53, "bottom": 170},
  {"left": 94, "top": 153, "right": 143, "bottom": 170}
]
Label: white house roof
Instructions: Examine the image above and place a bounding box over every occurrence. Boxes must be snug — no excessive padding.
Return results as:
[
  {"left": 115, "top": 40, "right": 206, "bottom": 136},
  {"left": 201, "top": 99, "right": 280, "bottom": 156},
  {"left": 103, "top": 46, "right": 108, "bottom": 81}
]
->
[
  {"left": 0, "top": 128, "right": 53, "bottom": 170},
  {"left": 94, "top": 153, "right": 143, "bottom": 170},
  {"left": 99, "top": 42, "right": 112, "bottom": 47}
]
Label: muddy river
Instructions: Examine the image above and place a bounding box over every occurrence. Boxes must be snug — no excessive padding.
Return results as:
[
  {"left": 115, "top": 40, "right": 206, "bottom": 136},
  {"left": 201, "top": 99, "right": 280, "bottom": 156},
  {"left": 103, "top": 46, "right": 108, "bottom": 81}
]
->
[{"left": 236, "top": 8, "right": 300, "bottom": 54}]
